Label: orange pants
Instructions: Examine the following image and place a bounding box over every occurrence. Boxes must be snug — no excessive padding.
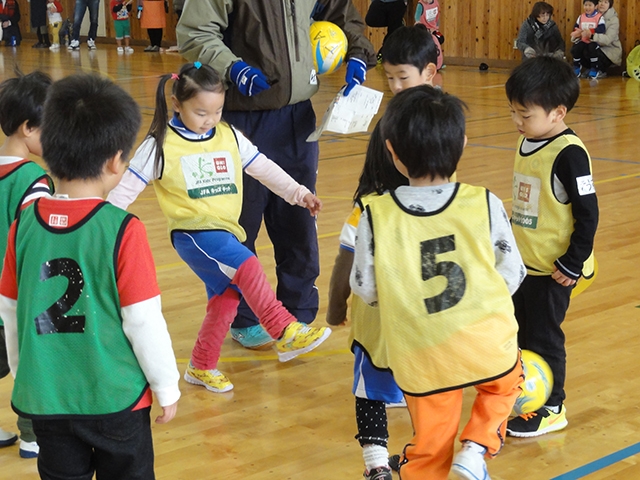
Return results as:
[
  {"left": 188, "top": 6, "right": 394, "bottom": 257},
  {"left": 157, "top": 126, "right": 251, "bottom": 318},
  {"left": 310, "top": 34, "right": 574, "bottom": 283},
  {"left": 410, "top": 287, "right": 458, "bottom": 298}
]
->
[{"left": 399, "top": 360, "right": 524, "bottom": 480}]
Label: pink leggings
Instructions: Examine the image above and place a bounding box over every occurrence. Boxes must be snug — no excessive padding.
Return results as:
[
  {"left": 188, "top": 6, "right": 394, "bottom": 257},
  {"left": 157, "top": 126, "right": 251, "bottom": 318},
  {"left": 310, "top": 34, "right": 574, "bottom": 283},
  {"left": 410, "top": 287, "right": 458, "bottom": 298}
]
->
[{"left": 190, "top": 255, "right": 295, "bottom": 370}]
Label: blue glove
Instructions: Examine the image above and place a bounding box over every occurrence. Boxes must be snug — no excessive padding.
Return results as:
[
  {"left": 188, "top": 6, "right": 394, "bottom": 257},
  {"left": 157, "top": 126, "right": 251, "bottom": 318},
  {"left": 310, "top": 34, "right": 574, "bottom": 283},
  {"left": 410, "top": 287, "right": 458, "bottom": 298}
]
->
[
  {"left": 344, "top": 58, "right": 367, "bottom": 96},
  {"left": 230, "top": 61, "right": 271, "bottom": 97}
]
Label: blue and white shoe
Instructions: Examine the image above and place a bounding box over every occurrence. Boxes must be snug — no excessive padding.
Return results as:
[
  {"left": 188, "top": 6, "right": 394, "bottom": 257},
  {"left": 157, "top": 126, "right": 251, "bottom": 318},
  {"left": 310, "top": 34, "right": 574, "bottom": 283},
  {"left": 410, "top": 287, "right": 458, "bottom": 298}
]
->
[
  {"left": 0, "top": 427, "right": 18, "bottom": 447},
  {"left": 19, "top": 440, "right": 39, "bottom": 458},
  {"left": 230, "top": 324, "right": 275, "bottom": 350},
  {"left": 451, "top": 441, "right": 490, "bottom": 480}
]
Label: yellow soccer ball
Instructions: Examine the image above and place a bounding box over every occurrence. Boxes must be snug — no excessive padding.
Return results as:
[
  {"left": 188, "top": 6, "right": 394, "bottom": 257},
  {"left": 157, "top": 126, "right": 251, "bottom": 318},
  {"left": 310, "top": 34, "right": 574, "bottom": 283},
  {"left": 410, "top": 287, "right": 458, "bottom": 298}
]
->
[
  {"left": 513, "top": 349, "right": 554, "bottom": 415},
  {"left": 309, "top": 21, "right": 348, "bottom": 75}
]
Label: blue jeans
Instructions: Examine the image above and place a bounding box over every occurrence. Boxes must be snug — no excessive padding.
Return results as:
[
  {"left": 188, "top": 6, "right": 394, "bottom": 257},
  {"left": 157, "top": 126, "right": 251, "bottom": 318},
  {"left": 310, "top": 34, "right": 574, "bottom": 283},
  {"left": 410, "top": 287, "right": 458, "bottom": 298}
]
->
[
  {"left": 72, "top": 0, "right": 100, "bottom": 41},
  {"left": 32, "top": 407, "right": 155, "bottom": 480}
]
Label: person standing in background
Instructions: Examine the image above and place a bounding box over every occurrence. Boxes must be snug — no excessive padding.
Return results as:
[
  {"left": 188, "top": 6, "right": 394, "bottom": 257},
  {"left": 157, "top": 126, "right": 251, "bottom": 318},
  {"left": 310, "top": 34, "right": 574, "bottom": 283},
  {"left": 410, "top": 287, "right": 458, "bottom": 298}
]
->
[
  {"left": 138, "top": 0, "right": 167, "bottom": 52},
  {"left": 30, "top": 0, "right": 50, "bottom": 48},
  {"left": 67, "top": 0, "right": 100, "bottom": 50}
]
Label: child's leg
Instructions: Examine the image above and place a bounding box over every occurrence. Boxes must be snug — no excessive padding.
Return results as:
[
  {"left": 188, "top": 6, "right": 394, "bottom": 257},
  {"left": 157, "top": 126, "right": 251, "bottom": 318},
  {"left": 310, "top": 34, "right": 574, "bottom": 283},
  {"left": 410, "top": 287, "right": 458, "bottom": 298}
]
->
[
  {"left": 17, "top": 416, "right": 38, "bottom": 457},
  {"left": 459, "top": 360, "right": 524, "bottom": 455},
  {"left": 34, "top": 408, "right": 154, "bottom": 478},
  {"left": 92, "top": 408, "right": 154, "bottom": 479},
  {"left": 402, "top": 391, "right": 463, "bottom": 480},
  {"left": 231, "top": 255, "right": 297, "bottom": 339},
  {"left": 514, "top": 275, "right": 571, "bottom": 407},
  {"left": 190, "top": 288, "right": 241, "bottom": 370},
  {"left": 587, "top": 42, "right": 600, "bottom": 71},
  {"left": 32, "top": 417, "right": 94, "bottom": 478},
  {"left": 356, "top": 397, "right": 390, "bottom": 470},
  {"left": 116, "top": 38, "right": 122, "bottom": 47},
  {"left": 0, "top": 327, "right": 19, "bottom": 447},
  {"left": 570, "top": 42, "right": 586, "bottom": 71}
]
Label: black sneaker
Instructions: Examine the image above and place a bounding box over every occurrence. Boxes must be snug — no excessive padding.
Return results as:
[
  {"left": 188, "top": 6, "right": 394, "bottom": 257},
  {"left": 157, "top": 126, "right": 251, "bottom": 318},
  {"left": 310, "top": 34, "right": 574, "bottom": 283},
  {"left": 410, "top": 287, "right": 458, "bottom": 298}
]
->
[
  {"left": 506, "top": 405, "right": 568, "bottom": 438},
  {"left": 388, "top": 454, "right": 401, "bottom": 472},
  {"left": 363, "top": 466, "right": 392, "bottom": 480}
]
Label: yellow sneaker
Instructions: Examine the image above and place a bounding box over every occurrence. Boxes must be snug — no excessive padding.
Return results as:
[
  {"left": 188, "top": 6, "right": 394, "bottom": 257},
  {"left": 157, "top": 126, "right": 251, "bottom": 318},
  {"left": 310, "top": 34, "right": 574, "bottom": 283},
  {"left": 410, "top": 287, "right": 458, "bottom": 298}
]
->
[
  {"left": 506, "top": 405, "right": 567, "bottom": 437},
  {"left": 274, "top": 322, "right": 331, "bottom": 362},
  {"left": 184, "top": 364, "right": 233, "bottom": 393}
]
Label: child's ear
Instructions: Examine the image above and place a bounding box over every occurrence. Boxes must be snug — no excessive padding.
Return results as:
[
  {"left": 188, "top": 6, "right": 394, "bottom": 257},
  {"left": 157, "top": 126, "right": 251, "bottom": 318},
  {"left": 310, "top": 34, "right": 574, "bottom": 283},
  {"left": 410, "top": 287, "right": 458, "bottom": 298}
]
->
[
  {"left": 170, "top": 95, "right": 180, "bottom": 113},
  {"left": 551, "top": 105, "right": 568, "bottom": 123},
  {"left": 385, "top": 139, "right": 398, "bottom": 161},
  {"left": 19, "top": 120, "right": 38, "bottom": 138},
  {"left": 423, "top": 63, "right": 437, "bottom": 84},
  {"left": 105, "top": 151, "right": 126, "bottom": 176}
]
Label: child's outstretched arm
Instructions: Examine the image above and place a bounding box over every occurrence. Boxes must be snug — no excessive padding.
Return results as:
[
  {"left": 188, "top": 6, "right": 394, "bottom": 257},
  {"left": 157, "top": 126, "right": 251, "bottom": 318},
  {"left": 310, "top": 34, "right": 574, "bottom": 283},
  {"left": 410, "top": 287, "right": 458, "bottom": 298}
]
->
[
  {"left": 236, "top": 127, "right": 322, "bottom": 214},
  {"left": 107, "top": 137, "right": 160, "bottom": 209}
]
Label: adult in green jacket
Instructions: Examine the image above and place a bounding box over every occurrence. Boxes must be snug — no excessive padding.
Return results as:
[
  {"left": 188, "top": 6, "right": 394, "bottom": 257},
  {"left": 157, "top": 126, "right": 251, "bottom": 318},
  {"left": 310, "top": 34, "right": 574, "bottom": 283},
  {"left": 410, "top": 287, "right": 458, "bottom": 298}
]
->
[{"left": 177, "top": 1, "right": 375, "bottom": 349}]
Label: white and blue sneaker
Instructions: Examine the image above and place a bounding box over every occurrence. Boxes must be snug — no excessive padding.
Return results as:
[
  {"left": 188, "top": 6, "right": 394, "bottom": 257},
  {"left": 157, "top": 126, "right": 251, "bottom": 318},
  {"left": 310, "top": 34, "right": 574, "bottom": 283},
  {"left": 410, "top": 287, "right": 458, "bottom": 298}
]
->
[
  {"left": 230, "top": 324, "right": 275, "bottom": 350},
  {"left": 451, "top": 441, "right": 490, "bottom": 480},
  {"left": 19, "top": 440, "right": 39, "bottom": 458},
  {"left": 0, "top": 427, "right": 18, "bottom": 447}
]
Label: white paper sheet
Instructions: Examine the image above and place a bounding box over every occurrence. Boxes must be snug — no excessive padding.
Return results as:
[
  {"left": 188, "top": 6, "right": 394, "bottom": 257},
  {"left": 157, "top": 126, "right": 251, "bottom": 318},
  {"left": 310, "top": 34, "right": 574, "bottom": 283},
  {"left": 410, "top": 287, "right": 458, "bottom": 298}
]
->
[{"left": 307, "top": 85, "right": 384, "bottom": 142}]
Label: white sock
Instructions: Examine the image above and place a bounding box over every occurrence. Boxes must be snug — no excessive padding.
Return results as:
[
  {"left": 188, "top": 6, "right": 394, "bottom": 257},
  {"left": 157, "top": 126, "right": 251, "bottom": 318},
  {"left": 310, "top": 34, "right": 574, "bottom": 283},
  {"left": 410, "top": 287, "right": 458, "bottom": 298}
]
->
[
  {"left": 363, "top": 444, "right": 389, "bottom": 471},
  {"left": 462, "top": 440, "right": 487, "bottom": 454},
  {"left": 545, "top": 404, "right": 561, "bottom": 414}
]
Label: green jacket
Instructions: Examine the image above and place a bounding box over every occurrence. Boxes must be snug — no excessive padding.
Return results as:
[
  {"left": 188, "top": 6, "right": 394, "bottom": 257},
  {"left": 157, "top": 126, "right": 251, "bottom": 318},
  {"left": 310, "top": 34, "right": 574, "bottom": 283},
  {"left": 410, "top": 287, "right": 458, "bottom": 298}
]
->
[{"left": 177, "top": 0, "right": 375, "bottom": 111}]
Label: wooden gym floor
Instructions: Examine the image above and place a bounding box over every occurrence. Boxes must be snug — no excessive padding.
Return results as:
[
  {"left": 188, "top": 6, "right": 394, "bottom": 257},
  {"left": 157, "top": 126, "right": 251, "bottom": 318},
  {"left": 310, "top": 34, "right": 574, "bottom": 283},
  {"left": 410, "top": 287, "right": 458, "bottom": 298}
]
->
[{"left": 1, "top": 46, "right": 639, "bottom": 479}]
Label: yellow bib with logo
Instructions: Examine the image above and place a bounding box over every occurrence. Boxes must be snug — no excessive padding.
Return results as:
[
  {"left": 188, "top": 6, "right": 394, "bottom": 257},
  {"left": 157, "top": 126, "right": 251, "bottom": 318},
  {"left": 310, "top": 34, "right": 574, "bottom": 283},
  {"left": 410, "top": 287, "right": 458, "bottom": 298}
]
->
[
  {"left": 362, "top": 184, "right": 518, "bottom": 395},
  {"left": 512, "top": 134, "right": 595, "bottom": 277},
  {"left": 348, "top": 194, "right": 388, "bottom": 365},
  {"left": 154, "top": 123, "right": 246, "bottom": 241}
]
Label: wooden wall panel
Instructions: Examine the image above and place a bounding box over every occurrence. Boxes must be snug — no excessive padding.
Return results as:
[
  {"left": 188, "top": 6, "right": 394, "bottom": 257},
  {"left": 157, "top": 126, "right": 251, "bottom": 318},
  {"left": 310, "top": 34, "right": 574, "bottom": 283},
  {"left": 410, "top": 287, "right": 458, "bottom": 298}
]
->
[
  {"left": 354, "top": 0, "right": 640, "bottom": 67},
  {"left": 14, "top": 0, "right": 640, "bottom": 63}
]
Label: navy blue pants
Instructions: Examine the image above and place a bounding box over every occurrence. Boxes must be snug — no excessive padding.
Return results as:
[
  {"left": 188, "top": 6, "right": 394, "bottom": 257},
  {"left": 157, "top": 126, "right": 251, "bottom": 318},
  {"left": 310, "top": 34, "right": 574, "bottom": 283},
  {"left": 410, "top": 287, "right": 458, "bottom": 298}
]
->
[
  {"left": 32, "top": 407, "right": 154, "bottom": 480},
  {"left": 512, "top": 275, "right": 573, "bottom": 407},
  {"left": 224, "top": 100, "right": 320, "bottom": 328}
]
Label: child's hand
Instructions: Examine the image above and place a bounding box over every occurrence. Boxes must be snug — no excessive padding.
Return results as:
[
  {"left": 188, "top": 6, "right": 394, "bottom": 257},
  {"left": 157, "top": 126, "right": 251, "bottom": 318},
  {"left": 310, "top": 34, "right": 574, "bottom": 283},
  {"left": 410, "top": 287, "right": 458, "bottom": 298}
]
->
[
  {"left": 302, "top": 193, "right": 322, "bottom": 216},
  {"left": 155, "top": 401, "right": 178, "bottom": 424},
  {"left": 570, "top": 30, "right": 581, "bottom": 40},
  {"left": 581, "top": 28, "right": 592, "bottom": 40},
  {"left": 552, "top": 266, "right": 576, "bottom": 287}
]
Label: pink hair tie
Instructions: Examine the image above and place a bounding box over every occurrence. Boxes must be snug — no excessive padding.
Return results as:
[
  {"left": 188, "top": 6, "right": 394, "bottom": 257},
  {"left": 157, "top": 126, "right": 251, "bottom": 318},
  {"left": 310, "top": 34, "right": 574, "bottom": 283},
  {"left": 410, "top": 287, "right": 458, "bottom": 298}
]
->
[{"left": 171, "top": 73, "right": 180, "bottom": 81}]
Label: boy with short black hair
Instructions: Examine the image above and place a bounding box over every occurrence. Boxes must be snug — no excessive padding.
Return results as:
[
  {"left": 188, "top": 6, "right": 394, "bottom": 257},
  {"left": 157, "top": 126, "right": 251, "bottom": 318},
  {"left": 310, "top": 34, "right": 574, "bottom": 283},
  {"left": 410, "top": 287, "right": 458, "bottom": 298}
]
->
[
  {"left": 326, "top": 25, "right": 440, "bottom": 479},
  {"left": 381, "top": 23, "right": 438, "bottom": 93},
  {"left": 350, "top": 85, "right": 525, "bottom": 480},
  {"left": 0, "top": 70, "right": 53, "bottom": 459},
  {"left": 0, "top": 74, "right": 181, "bottom": 478},
  {"left": 505, "top": 56, "right": 598, "bottom": 438}
]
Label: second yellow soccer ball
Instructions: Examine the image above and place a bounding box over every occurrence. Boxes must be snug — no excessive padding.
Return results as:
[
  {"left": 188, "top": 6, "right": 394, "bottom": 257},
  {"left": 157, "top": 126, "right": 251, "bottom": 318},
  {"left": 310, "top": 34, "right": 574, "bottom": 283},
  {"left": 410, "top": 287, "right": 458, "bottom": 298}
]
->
[{"left": 512, "top": 349, "right": 554, "bottom": 415}]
